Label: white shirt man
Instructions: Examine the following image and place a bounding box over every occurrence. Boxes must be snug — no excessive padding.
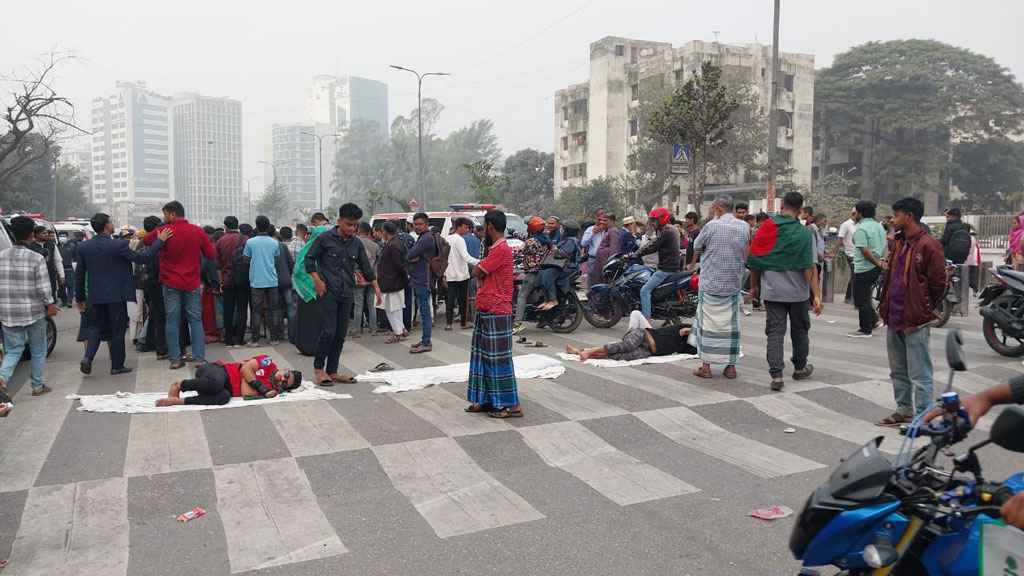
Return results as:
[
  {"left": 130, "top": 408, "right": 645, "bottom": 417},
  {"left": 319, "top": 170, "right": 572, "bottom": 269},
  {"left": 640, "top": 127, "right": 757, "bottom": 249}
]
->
[
  {"left": 445, "top": 224, "right": 480, "bottom": 283},
  {"left": 838, "top": 214, "right": 858, "bottom": 259}
]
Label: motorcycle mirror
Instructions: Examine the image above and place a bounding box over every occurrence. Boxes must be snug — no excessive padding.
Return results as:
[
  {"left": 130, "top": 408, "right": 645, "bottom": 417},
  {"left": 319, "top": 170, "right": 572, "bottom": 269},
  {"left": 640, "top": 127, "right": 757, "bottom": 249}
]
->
[
  {"left": 945, "top": 330, "right": 967, "bottom": 372},
  {"left": 990, "top": 406, "right": 1024, "bottom": 453}
]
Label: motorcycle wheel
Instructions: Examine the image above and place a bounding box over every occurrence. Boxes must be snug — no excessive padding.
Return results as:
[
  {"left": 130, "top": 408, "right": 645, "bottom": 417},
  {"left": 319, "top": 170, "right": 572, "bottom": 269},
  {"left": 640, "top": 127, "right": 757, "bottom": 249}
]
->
[
  {"left": 583, "top": 300, "right": 622, "bottom": 329},
  {"left": 550, "top": 293, "right": 584, "bottom": 334},
  {"left": 46, "top": 317, "right": 56, "bottom": 357},
  {"left": 930, "top": 300, "right": 953, "bottom": 328},
  {"left": 982, "top": 317, "right": 1024, "bottom": 357}
]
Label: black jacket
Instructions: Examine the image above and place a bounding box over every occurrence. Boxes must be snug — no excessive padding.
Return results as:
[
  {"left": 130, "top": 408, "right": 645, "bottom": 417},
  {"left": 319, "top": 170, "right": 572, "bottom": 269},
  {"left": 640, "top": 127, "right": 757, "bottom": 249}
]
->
[
  {"left": 377, "top": 237, "right": 409, "bottom": 294},
  {"left": 639, "top": 225, "right": 681, "bottom": 272},
  {"left": 304, "top": 228, "right": 376, "bottom": 301},
  {"left": 76, "top": 235, "right": 164, "bottom": 305}
]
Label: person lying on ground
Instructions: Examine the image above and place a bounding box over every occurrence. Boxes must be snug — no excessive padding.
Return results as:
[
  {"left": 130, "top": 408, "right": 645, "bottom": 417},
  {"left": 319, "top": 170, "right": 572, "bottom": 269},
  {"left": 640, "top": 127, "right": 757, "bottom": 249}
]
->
[
  {"left": 565, "top": 310, "right": 697, "bottom": 362},
  {"left": 155, "top": 354, "right": 302, "bottom": 407}
]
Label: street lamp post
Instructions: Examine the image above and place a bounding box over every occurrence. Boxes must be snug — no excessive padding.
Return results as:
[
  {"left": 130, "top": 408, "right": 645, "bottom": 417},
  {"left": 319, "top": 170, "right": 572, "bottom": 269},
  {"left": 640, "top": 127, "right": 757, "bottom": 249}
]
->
[
  {"left": 389, "top": 65, "right": 450, "bottom": 211},
  {"left": 242, "top": 177, "right": 256, "bottom": 222},
  {"left": 300, "top": 131, "right": 343, "bottom": 212},
  {"left": 766, "top": 0, "right": 781, "bottom": 213}
]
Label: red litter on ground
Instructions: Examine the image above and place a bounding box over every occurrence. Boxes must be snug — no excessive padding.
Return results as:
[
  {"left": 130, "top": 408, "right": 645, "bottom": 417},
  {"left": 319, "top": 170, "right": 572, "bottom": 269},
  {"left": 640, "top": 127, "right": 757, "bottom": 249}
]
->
[
  {"left": 750, "top": 505, "right": 794, "bottom": 521},
  {"left": 176, "top": 507, "right": 206, "bottom": 523}
]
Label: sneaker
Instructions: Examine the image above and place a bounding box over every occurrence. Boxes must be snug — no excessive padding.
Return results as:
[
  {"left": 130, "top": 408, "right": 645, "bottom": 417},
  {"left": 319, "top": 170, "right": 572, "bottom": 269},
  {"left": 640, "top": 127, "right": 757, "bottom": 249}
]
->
[
  {"left": 770, "top": 377, "right": 785, "bottom": 392},
  {"left": 793, "top": 364, "right": 815, "bottom": 381},
  {"left": 846, "top": 331, "right": 872, "bottom": 338},
  {"left": 31, "top": 385, "right": 53, "bottom": 397}
]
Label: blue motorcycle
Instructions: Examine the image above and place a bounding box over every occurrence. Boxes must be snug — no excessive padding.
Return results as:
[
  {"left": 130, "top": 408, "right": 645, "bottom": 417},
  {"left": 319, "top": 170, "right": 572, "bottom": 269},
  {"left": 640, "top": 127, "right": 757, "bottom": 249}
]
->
[
  {"left": 790, "top": 330, "right": 1024, "bottom": 575},
  {"left": 583, "top": 253, "right": 697, "bottom": 329}
]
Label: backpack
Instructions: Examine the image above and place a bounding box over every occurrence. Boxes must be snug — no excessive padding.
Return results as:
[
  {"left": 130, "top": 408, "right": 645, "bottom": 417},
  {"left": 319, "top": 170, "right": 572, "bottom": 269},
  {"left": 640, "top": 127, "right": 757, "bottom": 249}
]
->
[
  {"left": 275, "top": 244, "right": 294, "bottom": 289},
  {"left": 232, "top": 239, "right": 250, "bottom": 289},
  {"left": 945, "top": 226, "right": 971, "bottom": 264},
  {"left": 429, "top": 233, "right": 450, "bottom": 281}
]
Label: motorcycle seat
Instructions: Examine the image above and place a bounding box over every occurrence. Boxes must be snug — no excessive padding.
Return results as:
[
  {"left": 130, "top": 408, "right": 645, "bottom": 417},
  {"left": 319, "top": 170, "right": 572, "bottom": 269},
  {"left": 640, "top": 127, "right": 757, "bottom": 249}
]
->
[{"left": 657, "top": 271, "right": 691, "bottom": 287}]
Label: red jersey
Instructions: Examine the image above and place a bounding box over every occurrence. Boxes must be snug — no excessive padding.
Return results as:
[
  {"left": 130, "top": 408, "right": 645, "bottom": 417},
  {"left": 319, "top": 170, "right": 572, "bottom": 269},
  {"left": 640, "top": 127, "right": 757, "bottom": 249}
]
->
[
  {"left": 215, "top": 354, "right": 278, "bottom": 397},
  {"left": 143, "top": 218, "right": 216, "bottom": 291},
  {"left": 476, "top": 238, "right": 514, "bottom": 315}
]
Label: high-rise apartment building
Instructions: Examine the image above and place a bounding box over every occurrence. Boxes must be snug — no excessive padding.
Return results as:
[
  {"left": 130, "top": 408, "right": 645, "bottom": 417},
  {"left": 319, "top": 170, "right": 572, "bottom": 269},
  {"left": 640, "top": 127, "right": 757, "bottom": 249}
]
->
[
  {"left": 65, "top": 144, "right": 92, "bottom": 185},
  {"left": 172, "top": 93, "right": 243, "bottom": 225},
  {"left": 553, "top": 37, "right": 815, "bottom": 205},
  {"left": 89, "top": 82, "right": 174, "bottom": 224},
  {"left": 271, "top": 124, "right": 318, "bottom": 214}
]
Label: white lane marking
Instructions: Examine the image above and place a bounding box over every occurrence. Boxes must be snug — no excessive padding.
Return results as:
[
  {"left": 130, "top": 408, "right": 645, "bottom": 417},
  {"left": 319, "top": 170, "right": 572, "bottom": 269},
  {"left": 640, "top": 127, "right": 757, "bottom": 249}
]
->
[
  {"left": 390, "top": 386, "right": 512, "bottom": 437},
  {"left": 215, "top": 457, "right": 347, "bottom": 573},
  {"left": 635, "top": 406, "right": 825, "bottom": 478},
  {"left": 518, "top": 379, "right": 627, "bottom": 420},
  {"left": 745, "top": 393, "right": 904, "bottom": 454},
  {"left": 564, "top": 360, "right": 734, "bottom": 406},
  {"left": 134, "top": 355, "right": 191, "bottom": 394},
  {"left": 264, "top": 402, "right": 370, "bottom": 457},
  {"left": 839, "top": 379, "right": 996, "bottom": 433},
  {"left": 372, "top": 437, "right": 544, "bottom": 539},
  {"left": 124, "top": 411, "right": 213, "bottom": 476},
  {"left": 7, "top": 477, "right": 128, "bottom": 576},
  {"left": 340, "top": 340, "right": 406, "bottom": 375},
  {"left": 518, "top": 421, "right": 699, "bottom": 505}
]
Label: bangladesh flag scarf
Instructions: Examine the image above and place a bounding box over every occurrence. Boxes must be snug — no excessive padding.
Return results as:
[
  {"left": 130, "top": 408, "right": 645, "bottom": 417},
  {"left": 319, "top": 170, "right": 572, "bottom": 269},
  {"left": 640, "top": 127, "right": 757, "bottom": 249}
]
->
[
  {"left": 747, "top": 214, "right": 814, "bottom": 272},
  {"left": 292, "top": 224, "right": 332, "bottom": 303}
]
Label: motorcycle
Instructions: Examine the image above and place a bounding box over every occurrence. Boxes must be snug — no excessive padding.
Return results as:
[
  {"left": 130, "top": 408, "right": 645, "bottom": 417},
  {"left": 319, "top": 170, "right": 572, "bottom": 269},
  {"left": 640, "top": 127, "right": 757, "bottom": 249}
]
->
[
  {"left": 583, "top": 253, "right": 698, "bottom": 329},
  {"left": 513, "top": 268, "right": 584, "bottom": 334},
  {"left": 930, "top": 260, "right": 961, "bottom": 329},
  {"left": 790, "top": 330, "right": 1024, "bottom": 575},
  {"left": 978, "top": 265, "right": 1024, "bottom": 357}
]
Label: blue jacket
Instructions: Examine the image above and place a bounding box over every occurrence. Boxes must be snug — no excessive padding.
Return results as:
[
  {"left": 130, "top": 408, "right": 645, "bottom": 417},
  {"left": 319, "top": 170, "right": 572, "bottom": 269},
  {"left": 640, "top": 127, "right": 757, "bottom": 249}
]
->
[{"left": 76, "top": 235, "right": 163, "bottom": 305}]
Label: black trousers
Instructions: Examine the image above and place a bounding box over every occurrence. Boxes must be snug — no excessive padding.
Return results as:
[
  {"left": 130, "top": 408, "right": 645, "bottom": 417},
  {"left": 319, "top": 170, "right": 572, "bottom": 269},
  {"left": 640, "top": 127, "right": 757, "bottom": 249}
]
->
[
  {"left": 182, "top": 363, "right": 231, "bottom": 406},
  {"left": 250, "top": 287, "right": 283, "bottom": 342},
  {"left": 314, "top": 292, "right": 352, "bottom": 374},
  {"left": 446, "top": 280, "right": 469, "bottom": 327},
  {"left": 765, "top": 299, "right": 811, "bottom": 378},
  {"left": 84, "top": 302, "right": 129, "bottom": 370},
  {"left": 222, "top": 285, "right": 249, "bottom": 346},
  {"left": 852, "top": 267, "right": 881, "bottom": 334},
  {"left": 143, "top": 284, "right": 167, "bottom": 355}
]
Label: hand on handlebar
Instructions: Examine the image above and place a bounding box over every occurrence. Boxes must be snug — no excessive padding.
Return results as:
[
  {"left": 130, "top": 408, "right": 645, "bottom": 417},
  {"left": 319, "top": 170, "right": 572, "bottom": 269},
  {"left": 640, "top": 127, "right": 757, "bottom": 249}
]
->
[
  {"left": 924, "top": 392, "right": 992, "bottom": 427},
  {"left": 1002, "top": 492, "right": 1024, "bottom": 530}
]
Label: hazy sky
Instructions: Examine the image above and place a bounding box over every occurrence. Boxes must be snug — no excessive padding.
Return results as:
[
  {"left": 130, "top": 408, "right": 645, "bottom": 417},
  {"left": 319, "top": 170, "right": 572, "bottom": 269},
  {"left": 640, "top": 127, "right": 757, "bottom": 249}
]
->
[{"left": 3, "top": 0, "right": 1022, "bottom": 193}]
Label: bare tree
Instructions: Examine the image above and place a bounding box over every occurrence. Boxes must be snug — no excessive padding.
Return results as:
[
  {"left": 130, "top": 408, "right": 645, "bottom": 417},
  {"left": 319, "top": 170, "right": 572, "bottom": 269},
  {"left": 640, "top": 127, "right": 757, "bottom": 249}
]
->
[{"left": 0, "top": 52, "right": 86, "bottom": 190}]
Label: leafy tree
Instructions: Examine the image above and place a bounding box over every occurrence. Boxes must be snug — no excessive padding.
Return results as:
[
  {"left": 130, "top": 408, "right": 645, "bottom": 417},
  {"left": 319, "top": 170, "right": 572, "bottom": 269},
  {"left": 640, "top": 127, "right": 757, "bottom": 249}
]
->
[
  {"left": 553, "top": 177, "right": 624, "bottom": 222},
  {"left": 495, "top": 148, "right": 554, "bottom": 216},
  {"left": 463, "top": 159, "right": 502, "bottom": 204},
  {"left": 0, "top": 138, "right": 93, "bottom": 218},
  {"left": 951, "top": 139, "right": 1024, "bottom": 212},
  {"left": 255, "top": 185, "right": 290, "bottom": 224},
  {"left": 816, "top": 40, "right": 1024, "bottom": 207}
]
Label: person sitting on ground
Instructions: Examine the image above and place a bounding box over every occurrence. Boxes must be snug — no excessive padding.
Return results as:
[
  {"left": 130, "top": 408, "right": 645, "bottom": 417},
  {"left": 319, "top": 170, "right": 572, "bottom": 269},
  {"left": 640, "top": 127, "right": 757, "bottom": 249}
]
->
[
  {"left": 155, "top": 354, "right": 302, "bottom": 407},
  {"left": 566, "top": 310, "right": 696, "bottom": 362}
]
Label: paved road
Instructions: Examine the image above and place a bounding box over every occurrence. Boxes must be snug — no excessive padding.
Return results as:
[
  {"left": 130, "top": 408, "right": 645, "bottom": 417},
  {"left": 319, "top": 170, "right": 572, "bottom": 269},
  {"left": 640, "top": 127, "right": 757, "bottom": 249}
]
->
[{"left": 0, "top": 304, "right": 1021, "bottom": 575}]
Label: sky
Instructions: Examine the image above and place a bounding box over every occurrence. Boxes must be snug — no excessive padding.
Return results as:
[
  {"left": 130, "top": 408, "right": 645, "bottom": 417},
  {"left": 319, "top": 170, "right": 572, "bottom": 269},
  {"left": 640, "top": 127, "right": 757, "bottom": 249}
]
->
[{"left": 2, "top": 0, "right": 1022, "bottom": 194}]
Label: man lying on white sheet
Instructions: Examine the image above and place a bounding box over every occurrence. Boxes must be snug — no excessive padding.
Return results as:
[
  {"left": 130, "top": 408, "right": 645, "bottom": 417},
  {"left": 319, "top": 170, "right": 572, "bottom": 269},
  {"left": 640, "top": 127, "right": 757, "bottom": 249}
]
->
[
  {"left": 155, "top": 354, "right": 302, "bottom": 407},
  {"left": 566, "top": 310, "right": 696, "bottom": 362}
]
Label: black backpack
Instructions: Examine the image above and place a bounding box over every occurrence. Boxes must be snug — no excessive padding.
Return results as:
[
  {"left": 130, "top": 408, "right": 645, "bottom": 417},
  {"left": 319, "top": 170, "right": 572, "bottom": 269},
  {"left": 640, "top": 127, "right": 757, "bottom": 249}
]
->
[
  {"left": 946, "top": 227, "right": 971, "bottom": 264},
  {"left": 232, "top": 240, "right": 250, "bottom": 288}
]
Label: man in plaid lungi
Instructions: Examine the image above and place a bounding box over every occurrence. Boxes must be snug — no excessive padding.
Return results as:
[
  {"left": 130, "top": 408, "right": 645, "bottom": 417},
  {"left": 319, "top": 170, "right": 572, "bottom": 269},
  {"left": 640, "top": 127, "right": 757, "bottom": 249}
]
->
[{"left": 465, "top": 210, "right": 522, "bottom": 419}]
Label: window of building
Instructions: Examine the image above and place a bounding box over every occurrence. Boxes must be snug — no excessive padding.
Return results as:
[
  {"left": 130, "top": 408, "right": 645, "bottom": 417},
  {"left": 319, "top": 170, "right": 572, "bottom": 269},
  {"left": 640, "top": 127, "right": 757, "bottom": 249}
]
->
[
  {"left": 630, "top": 46, "right": 638, "bottom": 64},
  {"left": 629, "top": 118, "right": 638, "bottom": 137},
  {"left": 562, "top": 106, "right": 569, "bottom": 122},
  {"left": 574, "top": 132, "right": 587, "bottom": 146},
  {"left": 562, "top": 136, "right": 568, "bottom": 151},
  {"left": 579, "top": 163, "right": 587, "bottom": 178},
  {"left": 631, "top": 83, "right": 639, "bottom": 101},
  {"left": 561, "top": 166, "right": 568, "bottom": 180},
  {"left": 615, "top": 45, "right": 625, "bottom": 57},
  {"left": 674, "top": 69, "right": 685, "bottom": 83},
  {"left": 784, "top": 73, "right": 795, "bottom": 92},
  {"left": 572, "top": 99, "right": 587, "bottom": 115}
]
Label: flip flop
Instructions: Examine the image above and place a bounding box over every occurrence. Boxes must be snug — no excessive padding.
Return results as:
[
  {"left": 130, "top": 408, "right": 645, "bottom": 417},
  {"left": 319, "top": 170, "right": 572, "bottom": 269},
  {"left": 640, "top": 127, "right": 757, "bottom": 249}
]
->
[
  {"left": 488, "top": 408, "right": 524, "bottom": 419},
  {"left": 464, "top": 404, "right": 492, "bottom": 413},
  {"left": 370, "top": 362, "right": 394, "bottom": 373},
  {"left": 329, "top": 373, "right": 357, "bottom": 383}
]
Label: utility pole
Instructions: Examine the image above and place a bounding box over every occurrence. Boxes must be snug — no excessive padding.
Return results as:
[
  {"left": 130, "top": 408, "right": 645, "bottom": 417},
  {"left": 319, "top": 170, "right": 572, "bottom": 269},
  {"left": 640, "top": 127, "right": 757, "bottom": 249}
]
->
[
  {"left": 300, "top": 131, "right": 342, "bottom": 211},
  {"left": 390, "top": 65, "right": 451, "bottom": 210},
  {"left": 766, "top": 0, "right": 781, "bottom": 213}
]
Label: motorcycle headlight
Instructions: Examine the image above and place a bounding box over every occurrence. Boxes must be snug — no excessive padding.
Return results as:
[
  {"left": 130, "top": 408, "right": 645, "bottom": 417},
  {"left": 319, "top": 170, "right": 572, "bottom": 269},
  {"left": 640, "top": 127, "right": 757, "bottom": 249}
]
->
[{"left": 862, "top": 544, "right": 898, "bottom": 568}]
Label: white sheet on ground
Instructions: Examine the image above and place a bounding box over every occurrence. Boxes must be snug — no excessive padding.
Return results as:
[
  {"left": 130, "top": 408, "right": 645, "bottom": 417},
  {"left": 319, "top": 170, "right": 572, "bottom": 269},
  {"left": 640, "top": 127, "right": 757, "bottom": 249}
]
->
[
  {"left": 557, "top": 352, "right": 699, "bottom": 368},
  {"left": 68, "top": 382, "right": 351, "bottom": 414},
  {"left": 365, "top": 353, "right": 565, "bottom": 394}
]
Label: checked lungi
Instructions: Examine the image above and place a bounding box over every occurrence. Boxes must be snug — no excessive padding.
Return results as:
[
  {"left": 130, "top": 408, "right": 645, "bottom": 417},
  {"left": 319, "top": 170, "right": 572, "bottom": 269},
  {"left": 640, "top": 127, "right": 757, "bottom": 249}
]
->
[
  {"left": 467, "top": 312, "right": 519, "bottom": 409},
  {"left": 694, "top": 290, "right": 742, "bottom": 365}
]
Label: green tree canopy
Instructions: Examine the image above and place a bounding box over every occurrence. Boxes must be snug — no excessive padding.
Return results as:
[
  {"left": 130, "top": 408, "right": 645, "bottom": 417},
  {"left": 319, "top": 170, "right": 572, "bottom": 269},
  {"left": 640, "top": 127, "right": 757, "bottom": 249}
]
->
[
  {"left": 553, "top": 177, "right": 624, "bottom": 222},
  {"left": 951, "top": 138, "right": 1024, "bottom": 212},
  {"left": 255, "top": 185, "right": 290, "bottom": 224},
  {"left": 494, "top": 148, "right": 553, "bottom": 216}
]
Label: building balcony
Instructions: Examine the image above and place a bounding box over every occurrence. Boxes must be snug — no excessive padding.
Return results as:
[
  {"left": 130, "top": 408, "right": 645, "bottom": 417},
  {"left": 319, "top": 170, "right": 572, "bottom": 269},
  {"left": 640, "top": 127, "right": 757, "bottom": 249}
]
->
[
  {"left": 777, "top": 127, "right": 795, "bottom": 149},
  {"left": 778, "top": 91, "right": 795, "bottom": 112}
]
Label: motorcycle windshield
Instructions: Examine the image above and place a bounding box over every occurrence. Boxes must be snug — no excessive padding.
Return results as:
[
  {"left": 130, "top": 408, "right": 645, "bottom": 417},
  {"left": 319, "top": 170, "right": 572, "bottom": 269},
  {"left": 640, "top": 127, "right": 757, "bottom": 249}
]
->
[{"left": 827, "top": 437, "right": 892, "bottom": 502}]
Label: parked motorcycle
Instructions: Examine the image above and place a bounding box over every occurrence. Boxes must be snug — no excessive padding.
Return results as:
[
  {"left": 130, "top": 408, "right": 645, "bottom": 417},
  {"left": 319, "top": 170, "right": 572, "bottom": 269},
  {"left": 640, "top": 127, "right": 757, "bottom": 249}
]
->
[
  {"left": 930, "top": 260, "right": 961, "bottom": 328},
  {"left": 513, "top": 268, "right": 584, "bottom": 334},
  {"left": 790, "top": 330, "right": 1024, "bottom": 575},
  {"left": 583, "top": 254, "right": 698, "bottom": 329},
  {"left": 0, "top": 317, "right": 57, "bottom": 364},
  {"left": 978, "top": 265, "right": 1024, "bottom": 357}
]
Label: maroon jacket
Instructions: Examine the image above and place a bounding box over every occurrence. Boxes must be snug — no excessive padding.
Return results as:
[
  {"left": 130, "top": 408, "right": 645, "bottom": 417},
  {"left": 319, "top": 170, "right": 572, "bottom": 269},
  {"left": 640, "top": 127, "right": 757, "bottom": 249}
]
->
[
  {"left": 879, "top": 226, "right": 946, "bottom": 330},
  {"left": 215, "top": 231, "right": 247, "bottom": 288},
  {"left": 144, "top": 218, "right": 216, "bottom": 291}
]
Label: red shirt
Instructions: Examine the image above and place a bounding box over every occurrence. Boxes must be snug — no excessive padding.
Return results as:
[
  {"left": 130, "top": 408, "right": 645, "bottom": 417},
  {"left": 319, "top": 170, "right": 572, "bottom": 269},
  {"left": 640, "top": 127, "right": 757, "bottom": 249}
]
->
[
  {"left": 476, "top": 238, "right": 514, "bottom": 315},
  {"left": 215, "top": 354, "right": 278, "bottom": 397},
  {"left": 144, "top": 218, "right": 216, "bottom": 290}
]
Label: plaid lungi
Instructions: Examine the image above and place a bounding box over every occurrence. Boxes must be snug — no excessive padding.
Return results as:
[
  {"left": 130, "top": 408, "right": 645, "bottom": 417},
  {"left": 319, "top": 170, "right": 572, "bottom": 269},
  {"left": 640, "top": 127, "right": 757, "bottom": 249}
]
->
[
  {"left": 604, "top": 328, "right": 651, "bottom": 362},
  {"left": 694, "top": 290, "right": 742, "bottom": 365},
  {"left": 467, "top": 312, "right": 518, "bottom": 409}
]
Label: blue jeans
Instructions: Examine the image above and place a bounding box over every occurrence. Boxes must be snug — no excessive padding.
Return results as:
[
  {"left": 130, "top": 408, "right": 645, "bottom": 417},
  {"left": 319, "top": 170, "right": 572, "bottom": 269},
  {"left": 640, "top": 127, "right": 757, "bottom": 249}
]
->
[
  {"left": 414, "top": 286, "right": 432, "bottom": 345},
  {"left": 887, "top": 326, "right": 933, "bottom": 416},
  {"left": 640, "top": 270, "right": 673, "bottom": 318},
  {"left": 0, "top": 318, "right": 48, "bottom": 390},
  {"left": 164, "top": 286, "right": 204, "bottom": 362}
]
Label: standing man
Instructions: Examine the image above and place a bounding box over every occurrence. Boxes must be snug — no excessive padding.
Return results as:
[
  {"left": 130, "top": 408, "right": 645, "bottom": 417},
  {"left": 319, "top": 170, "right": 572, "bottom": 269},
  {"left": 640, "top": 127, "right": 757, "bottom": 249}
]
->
[
  {"left": 244, "top": 215, "right": 283, "bottom": 346},
  {"left": 406, "top": 212, "right": 438, "bottom": 354},
  {"left": 636, "top": 207, "right": 681, "bottom": 319},
  {"left": 847, "top": 201, "right": 887, "bottom": 338},
  {"left": 464, "top": 219, "right": 483, "bottom": 326},
  {"left": 445, "top": 218, "right": 479, "bottom": 331},
  {"left": 144, "top": 201, "right": 216, "bottom": 369},
  {"left": 140, "top": 216, "right": 168, "bottom": 359},
  {"left": 77, "top": 213, "right": 171, "bottom": 375},
  {"left": 290, "top": 223, "right": 308, "bottom": 261},
  {"left": 838, "top": 208, "right": 858, "bottom": 304},
  {"left": 583, "top": 211, "right": 609, "bottom": 288},
  {"left": 877, "top": 197, "right": 946, "bottom": 426},
  {"left": 734, "top": 202, "right": 749, "bottom": 221},
  {"left": 305, "top": 204, "right": 381, "bottom": 385},
  {"left": 351, "top": 222, "right": 381, "bottom": 338},
  {"left": 593, "top": 213, "right": 624, "bottom": 287},
  {"left": 940, "top": 207, "right": 971, "bottom": 265},
  {"left": 690, "top": 197, "right": 750, "bottom": 379},
  {"left": 748, "top": 192, "right": 822, "bottom": 391},
  {"left": 683, "top": 212, "right": 701, "bottom": 266},
  {"left": 59, "top": 231, "right": 81, "bottom": 307},
  {"left": 466, "top": 210, "right": 521, "bottom": 419},
  {"left": 216, "top": 216, "right": 248, "bottom": 348},
  {"left": 0, "top": 216, "right": 59, "bottom": 398}
]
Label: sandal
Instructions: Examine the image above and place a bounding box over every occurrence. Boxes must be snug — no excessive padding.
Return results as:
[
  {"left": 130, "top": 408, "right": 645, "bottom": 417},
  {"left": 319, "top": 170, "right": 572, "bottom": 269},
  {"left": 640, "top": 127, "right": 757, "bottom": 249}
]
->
[
  {"left": 488, "top": 408, "right": 524, "bottom": 419},
  {"left": 693, "top": 365, "right": 713, "bottom": 379},
  {"left": 877, "top": 412, "right": 913, "bottom": 428},
  {"left": 384, "top": 334, "right": 401, "bottom": 344},
  {"left": 370, "top": 362, "right": 394, "bottom": 373},
  {"left": 329, "top": 373, "right": 357, "bottom": 384},
  {"left": 464, "top": 403, "right": 492, "bottom": 413}
]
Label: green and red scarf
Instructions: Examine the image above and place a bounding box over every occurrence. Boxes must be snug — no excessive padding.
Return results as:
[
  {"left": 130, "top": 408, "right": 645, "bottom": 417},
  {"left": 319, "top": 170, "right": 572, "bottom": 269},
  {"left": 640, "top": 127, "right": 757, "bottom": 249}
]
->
[{"left": 747, "top": 214, "right": 814, "bottom": 272}]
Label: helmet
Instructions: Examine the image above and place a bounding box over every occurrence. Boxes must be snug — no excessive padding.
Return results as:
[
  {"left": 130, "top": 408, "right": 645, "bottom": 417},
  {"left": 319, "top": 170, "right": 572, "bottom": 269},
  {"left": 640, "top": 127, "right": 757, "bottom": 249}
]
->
[
  {"left": 649, "top": 207, "right": 672, "bottom": 227},
  {"left": 527, "top": 216, "right": 545, "bottom": 234}
]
